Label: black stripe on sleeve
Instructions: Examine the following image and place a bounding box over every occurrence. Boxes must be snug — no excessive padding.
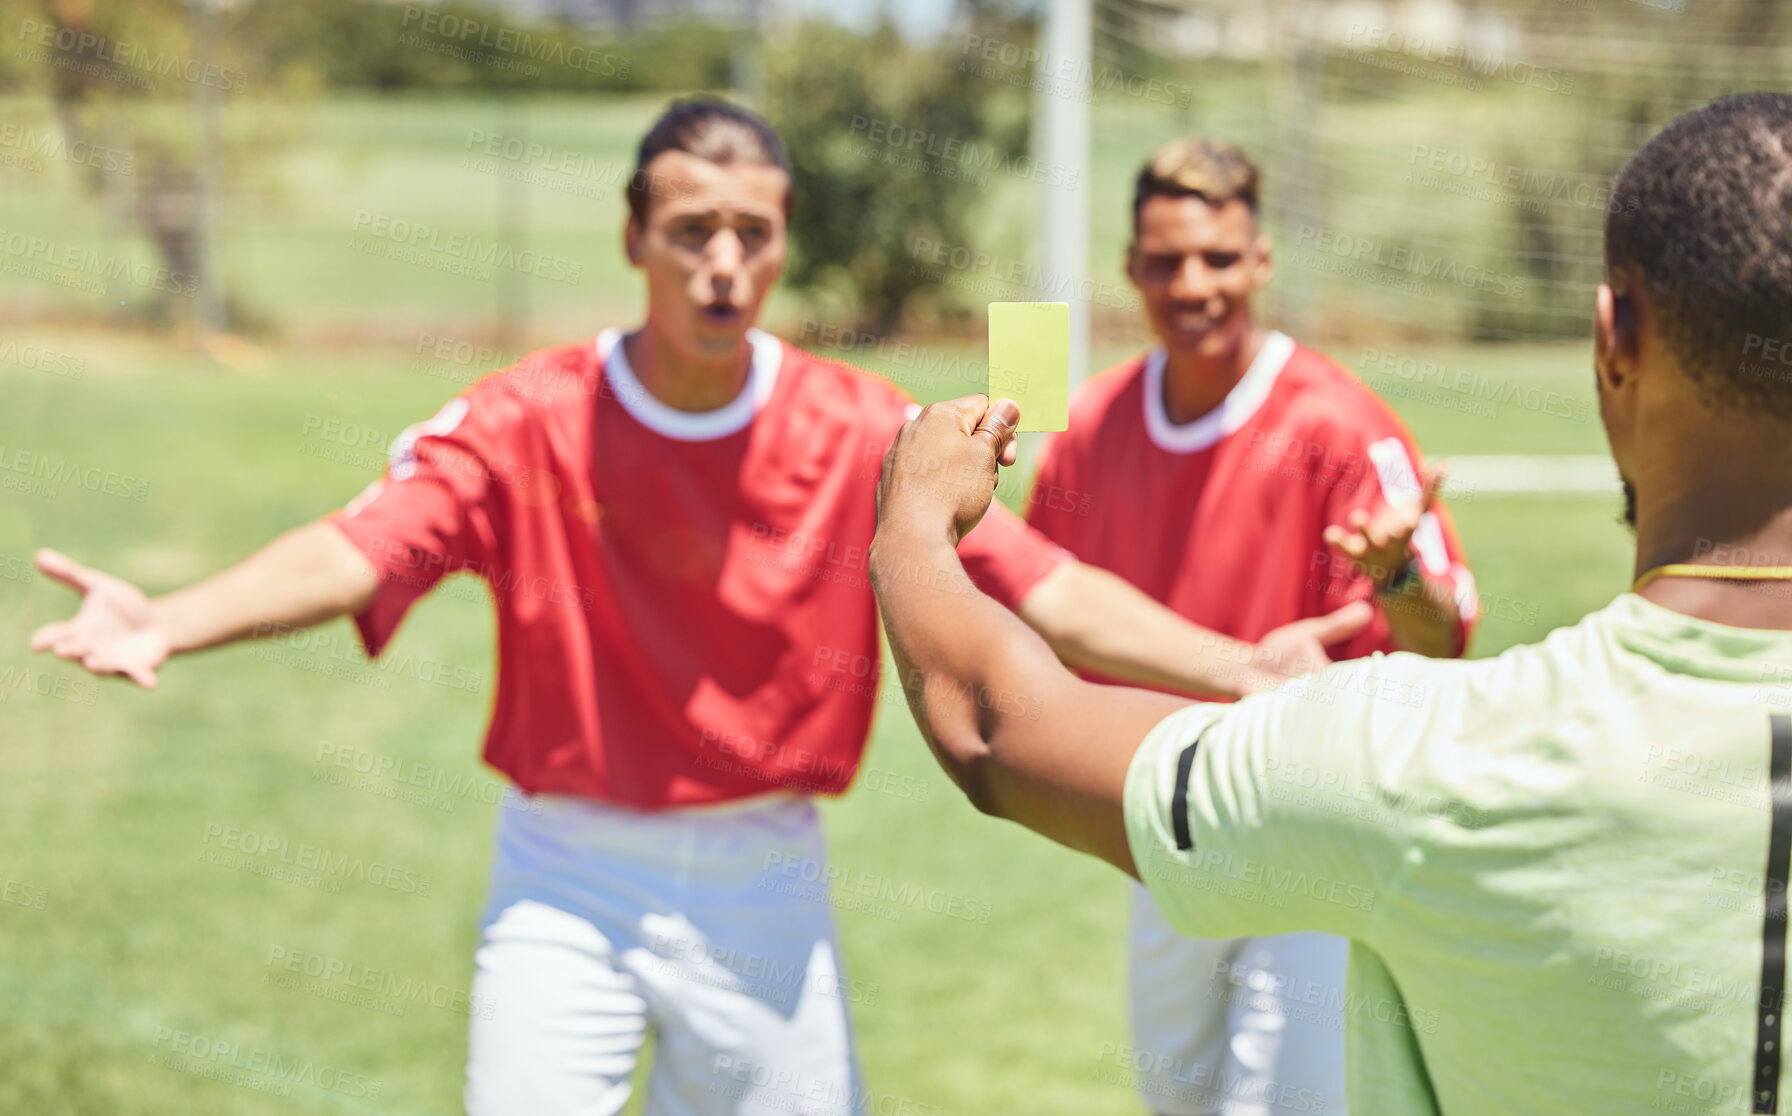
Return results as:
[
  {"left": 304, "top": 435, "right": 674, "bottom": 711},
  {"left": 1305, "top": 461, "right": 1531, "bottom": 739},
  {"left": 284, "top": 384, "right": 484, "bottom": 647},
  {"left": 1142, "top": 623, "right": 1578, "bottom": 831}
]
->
[
  {"left": 1170, "top": 729, "right": 1207, "bottom": 852},
  {"left": 1752, "top": 712, "right": 1792, "bottom": 1114}
]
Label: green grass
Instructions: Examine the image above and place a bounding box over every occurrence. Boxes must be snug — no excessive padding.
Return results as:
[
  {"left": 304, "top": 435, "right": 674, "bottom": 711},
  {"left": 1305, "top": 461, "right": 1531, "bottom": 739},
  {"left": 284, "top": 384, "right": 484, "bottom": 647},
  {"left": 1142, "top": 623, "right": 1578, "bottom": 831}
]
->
[{"left": 0, "top": 328, "right": 1634, "bottom": 1115}]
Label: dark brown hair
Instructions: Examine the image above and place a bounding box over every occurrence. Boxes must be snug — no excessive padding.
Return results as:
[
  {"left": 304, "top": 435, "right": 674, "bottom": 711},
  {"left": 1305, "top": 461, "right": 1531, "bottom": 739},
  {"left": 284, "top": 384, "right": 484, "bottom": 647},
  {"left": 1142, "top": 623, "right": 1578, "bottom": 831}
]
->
[{"left": 627, "top": 97, "right": 793, "bottom": 225}]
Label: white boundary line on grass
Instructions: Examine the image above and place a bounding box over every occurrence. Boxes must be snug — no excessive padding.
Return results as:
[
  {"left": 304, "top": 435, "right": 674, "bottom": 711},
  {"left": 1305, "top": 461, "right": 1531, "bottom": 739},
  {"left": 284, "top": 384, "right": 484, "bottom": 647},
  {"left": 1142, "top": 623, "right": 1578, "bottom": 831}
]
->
[{"left": 1437, "top": 455, "right": 1620, "bottom": 495}]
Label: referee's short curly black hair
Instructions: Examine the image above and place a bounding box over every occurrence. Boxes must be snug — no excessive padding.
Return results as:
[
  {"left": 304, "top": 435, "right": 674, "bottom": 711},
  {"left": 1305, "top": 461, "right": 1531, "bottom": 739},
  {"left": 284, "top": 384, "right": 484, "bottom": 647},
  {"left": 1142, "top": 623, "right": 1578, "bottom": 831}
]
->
[
  {"left": 627, "top": 97, "right": 792, "bottom": 226},
  {"left": 1606, "top": 92, "right": 1792, "bottom": 416}
]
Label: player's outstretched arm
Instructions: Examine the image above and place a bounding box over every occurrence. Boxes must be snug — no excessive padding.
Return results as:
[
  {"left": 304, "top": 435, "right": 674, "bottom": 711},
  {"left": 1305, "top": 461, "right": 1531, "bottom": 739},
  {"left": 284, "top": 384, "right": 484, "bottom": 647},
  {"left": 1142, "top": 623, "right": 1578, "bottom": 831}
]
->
[
  {"left": 871, "top": 396, "right": 1188, "bottom": 876},
  {"left": 1017, "top": 561, "right": 1371, "bottom": 698},
  {"left": 29, "top": 522, "right": 377, "bottom": 689}
]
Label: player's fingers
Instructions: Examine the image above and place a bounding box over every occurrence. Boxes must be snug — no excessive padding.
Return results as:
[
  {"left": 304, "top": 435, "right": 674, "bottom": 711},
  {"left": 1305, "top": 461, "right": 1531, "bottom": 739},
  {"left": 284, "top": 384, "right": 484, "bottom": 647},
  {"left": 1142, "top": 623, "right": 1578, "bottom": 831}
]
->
[
  {"left": 1327, "top": 528, "right": 1367, "bottom": 559},
  {"left": 972, "top": 398, "right": 1020, "bottom": 465},
  {"left": 83, "top": 650, "right": 155, "bottom": 689},
  {"left": 81, "top": 651, "right": 121, "bottom": 678},
  {"left": 1374, "top": 506, "right": 1414, "bottom": 547},
  {"left": 51, "top": 632, "right": 92, "bottom": 660},
  {"left": 1349, "top": 508, "right": 1371, "bottom": 530},
  {"left": 1418, "top": 463, "right": 1448, "bottom": 511},
  {"left": 28, "top": 621, "right": 68, "bottom": 653},
  {"left": 1304, "top": 600, "right": 1375, "bottom": 645},
  {"left": 35, "top": 548, "right": 94, "bottom": 595}
]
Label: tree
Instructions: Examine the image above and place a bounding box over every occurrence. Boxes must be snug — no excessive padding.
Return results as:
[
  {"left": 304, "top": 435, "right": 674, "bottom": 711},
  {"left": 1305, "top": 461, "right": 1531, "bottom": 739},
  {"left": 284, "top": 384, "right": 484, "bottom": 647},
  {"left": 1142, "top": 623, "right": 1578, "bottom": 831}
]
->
[{"left": 765, "top": 16, "right": 1031, "bottom": 335}]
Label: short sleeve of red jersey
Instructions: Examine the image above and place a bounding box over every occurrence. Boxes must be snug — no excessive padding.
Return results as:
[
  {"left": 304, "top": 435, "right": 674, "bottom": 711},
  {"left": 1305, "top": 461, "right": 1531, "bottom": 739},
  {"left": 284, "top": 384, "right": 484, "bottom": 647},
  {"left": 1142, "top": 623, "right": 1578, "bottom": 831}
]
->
[
  {"left": 1321, "top": 418, "right": 1478, "bottom": 658},
  {"left": 874, "top": 394, "right": 1070, "bottom": 610},
  {"left": 959, "top": 501, "right": 1070, "bottom": 609},
  {"left": 324, "top": 392, "right": 506, "bottom": 657},
  {"left": 1023, "top": 427, "right": 1080, "bottom": 547}
]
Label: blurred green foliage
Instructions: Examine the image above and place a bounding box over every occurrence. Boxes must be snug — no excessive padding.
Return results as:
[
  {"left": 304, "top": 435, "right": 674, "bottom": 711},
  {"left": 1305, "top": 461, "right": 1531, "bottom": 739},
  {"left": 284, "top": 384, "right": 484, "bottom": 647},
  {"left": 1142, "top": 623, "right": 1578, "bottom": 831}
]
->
[
  {"left": 764, "top": 16, "right": 1032, "bottom": 334},
  {"left": 4, "top": 0, "right": 1790, "bottom": 342},
  {"left": 231, "top": 0, "right": 730, "bottom": 95},
  {"left": 0, "top": 0, "right": 732, "bottom": 97}
]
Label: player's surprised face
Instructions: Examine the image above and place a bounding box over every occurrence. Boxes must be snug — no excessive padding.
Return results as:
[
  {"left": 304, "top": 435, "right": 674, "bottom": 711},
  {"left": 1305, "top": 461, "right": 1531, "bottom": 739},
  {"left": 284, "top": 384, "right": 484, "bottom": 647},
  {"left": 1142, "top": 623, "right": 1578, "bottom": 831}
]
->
[
  {"left": 627, "top": 150, "right": 789, "bottom": 362},
  {"left": 1127, "top": 195, "right": 1271, "bottom": 359}
]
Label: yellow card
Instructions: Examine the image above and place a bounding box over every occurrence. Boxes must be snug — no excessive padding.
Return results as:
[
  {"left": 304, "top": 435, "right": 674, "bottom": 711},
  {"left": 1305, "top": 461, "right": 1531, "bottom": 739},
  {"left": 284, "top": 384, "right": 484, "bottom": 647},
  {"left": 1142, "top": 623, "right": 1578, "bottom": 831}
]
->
[{"left": 987, "top": 301, "right": 1069, "bottom": 432}]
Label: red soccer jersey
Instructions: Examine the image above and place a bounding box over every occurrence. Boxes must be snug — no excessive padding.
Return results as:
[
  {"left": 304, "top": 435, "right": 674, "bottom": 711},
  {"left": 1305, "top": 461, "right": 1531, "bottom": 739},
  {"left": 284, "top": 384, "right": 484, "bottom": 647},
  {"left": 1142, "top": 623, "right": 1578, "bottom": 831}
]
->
[
  {"left": 1026, "top": 332, "right": 1476, "bottom": 684},
  {"left": 326, "top": 328, "right": 1067, "bottom": 808}
]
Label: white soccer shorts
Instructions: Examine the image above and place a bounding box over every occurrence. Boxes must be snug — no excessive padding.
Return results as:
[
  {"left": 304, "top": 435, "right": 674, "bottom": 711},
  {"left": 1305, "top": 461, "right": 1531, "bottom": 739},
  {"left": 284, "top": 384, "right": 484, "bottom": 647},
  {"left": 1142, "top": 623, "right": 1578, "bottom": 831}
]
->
[
  {"left": 464, "top": 792, "right": 866, "bottom": 1116},
  {"left": 1129, "top": 882, "right": 1347, "bottom": 1116}
]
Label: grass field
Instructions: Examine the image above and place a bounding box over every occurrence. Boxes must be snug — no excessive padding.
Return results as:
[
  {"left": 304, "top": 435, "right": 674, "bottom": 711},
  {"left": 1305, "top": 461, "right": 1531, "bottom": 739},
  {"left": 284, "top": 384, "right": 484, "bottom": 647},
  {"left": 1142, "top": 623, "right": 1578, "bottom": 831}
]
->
[{"left": 0, "top": 85, "right": 1633, "bottom": 1116}]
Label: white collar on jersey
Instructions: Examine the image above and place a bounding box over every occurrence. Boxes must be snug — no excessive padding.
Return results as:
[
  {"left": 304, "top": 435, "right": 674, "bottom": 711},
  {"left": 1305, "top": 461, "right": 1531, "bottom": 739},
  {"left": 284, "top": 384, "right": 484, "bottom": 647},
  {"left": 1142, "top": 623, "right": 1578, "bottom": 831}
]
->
[
  {"left": 596, "top": 327, "right": 782, "bottom": 442},
  {"left": 1142, "top": 330, "right": 1295, "bottom": 454}
]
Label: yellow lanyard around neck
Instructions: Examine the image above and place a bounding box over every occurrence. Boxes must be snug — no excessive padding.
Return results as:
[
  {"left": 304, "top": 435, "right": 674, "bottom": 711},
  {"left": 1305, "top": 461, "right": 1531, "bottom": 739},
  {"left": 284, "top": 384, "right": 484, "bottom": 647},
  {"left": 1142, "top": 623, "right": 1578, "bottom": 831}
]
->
[{"left": 1632, "top": 564, "right": 1792, "bottom": 593}]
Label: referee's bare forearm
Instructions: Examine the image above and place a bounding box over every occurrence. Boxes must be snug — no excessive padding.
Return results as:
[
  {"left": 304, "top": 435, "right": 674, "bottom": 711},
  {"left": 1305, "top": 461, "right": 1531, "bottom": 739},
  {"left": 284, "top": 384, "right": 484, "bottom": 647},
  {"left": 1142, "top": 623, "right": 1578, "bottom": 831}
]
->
[
  {"left": 870, "top": 517, "right": 1052, "bottom": 808},
  {"left": 870, "top": 518, "right": 1184, "bottom": 874}
]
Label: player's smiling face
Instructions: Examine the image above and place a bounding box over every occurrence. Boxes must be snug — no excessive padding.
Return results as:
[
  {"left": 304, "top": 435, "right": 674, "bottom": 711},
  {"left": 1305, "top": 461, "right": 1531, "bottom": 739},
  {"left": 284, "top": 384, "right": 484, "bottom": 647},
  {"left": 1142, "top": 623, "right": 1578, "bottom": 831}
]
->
[
  {"left": 626, "top": 150, "right": 789, "bottom": 365},
  {"left": 1127, "top": 195, "right": 1272, "bottom": 362}
]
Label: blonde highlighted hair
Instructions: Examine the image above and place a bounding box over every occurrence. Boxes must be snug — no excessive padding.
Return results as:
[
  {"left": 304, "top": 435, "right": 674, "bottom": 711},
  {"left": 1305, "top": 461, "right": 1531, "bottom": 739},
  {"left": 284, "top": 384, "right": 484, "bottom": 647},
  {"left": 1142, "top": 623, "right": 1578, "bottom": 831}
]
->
[{"left": 1132, "top": 139, "right": 1260, "bottom": 233}]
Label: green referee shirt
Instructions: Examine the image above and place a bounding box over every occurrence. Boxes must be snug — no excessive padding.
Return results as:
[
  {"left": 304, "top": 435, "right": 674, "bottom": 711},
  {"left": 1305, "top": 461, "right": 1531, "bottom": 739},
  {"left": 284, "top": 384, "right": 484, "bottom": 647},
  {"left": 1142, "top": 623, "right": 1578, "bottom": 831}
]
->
[{"left": 1125, "top": 593, "right": 1792, "bottom": 1114}]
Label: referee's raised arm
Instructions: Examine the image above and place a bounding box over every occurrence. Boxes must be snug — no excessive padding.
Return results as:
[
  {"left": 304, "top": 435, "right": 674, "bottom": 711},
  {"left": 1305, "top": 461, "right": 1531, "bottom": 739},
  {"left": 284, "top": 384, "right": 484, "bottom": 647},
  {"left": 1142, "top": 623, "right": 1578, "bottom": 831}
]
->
[
  {"left": 869, "top": 392, "right": 1408, "bottom": 922},
  {"left": 870, "top": 395, "right": 1189, "bottom": 876}
]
